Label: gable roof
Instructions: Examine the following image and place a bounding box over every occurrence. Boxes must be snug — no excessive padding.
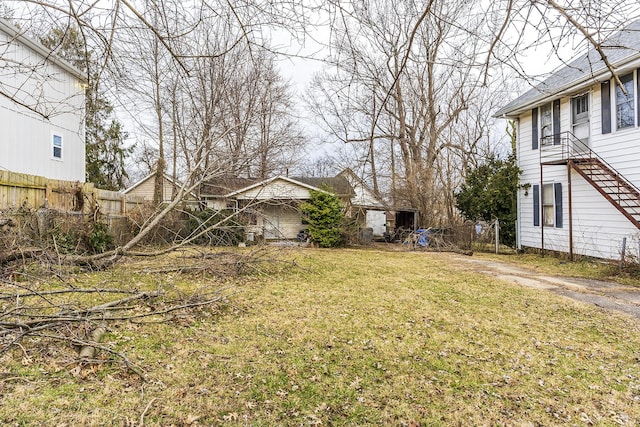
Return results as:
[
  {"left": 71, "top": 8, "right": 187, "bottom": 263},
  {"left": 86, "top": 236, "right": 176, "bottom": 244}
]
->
[
  {"left": 291, "top": 176, "right": 355, "bottom": 199},
  {"left": 225, "top": 175, "right": 327, "bottom": 199},
  {"left": 200, "top": 176, "right": 259, "bottom": 197},
  {"left": 338, "top": 168, "right": 390, "bottom": 209},
  {"left": 495, "top": 20, "right": 640, "bottom": 118},
  {"left": 202, "top": 174, "right": 356, "bottom": 200},
  {"left": 123, "top": 171, "right": 197, "bottom": 199},
  {"left": 0, "top": 18, "right": 86, "bottom": 82}
]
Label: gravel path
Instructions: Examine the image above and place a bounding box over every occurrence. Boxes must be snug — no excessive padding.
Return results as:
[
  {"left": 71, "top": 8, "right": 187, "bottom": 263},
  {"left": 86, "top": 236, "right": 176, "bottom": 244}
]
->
[{"left": 440, "top": 253, "right": 640, "bottom": 319}]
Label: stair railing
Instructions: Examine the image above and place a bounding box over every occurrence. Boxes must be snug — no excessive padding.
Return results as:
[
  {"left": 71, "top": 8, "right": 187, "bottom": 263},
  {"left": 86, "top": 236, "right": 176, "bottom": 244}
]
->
[{"left": 540, "top": 131, "right": 640, "bottom": 204}]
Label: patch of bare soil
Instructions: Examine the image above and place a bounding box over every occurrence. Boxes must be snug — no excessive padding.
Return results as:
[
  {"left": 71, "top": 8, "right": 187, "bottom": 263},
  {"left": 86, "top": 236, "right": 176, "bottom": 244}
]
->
[{"left": 431, "top": 252, "right": 640, "bottom": 320}]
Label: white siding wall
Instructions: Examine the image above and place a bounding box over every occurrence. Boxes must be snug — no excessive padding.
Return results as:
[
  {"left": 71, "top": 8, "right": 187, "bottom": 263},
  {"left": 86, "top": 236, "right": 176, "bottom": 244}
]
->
[
  {"left": 261, "top": 204, "right": 303, "bottom": 240},
  {"left": 125, "top": 176, "right": 176, "bottom": 203},
  {"left": 517, "top": 82, "right": 640, "bottom": 261},
  {"left": 343, "top": 174, "right": 386, "bottom": 208},
  {"left": 366, "top": 210, "right": 387, "bottom": 236},
  {"left": 0, "top": 27, "right": 85, "bottom": 182},
  {"left": 518, "top": 109, "right": 542, "bottom": 249},
  {"left": 235, "top": 179, "right": 312, "bottom": 201},
  {"left": 233, "top": 179, "right": 311, "bottom": 240}
]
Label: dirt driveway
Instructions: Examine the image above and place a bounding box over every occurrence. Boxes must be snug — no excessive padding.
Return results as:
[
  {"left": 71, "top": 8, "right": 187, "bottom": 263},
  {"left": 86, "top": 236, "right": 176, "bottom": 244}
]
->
[{"left": 434, "top": 253, "right": 640, "bottom": 320}]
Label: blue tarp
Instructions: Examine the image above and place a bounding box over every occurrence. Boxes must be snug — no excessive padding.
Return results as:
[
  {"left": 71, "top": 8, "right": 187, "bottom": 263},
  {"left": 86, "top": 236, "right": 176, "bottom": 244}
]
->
[{"left": 415, "top": 229, "right": 430, "bottom": 247}]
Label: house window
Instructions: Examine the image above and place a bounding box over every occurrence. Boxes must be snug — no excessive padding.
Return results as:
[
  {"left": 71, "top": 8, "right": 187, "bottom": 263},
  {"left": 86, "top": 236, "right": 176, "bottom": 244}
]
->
[
  {"left": 534, "top": 100, "right": 560, "bottom": 146},
  {"left": 616, "top": 72, "right": 634, "bottom": 129},
  {"left": 540, "top": 103, "right": 553, "bottom": 144},
  {"left": 572, "top": 94, "right": 589, "bottom": 118},
  {"left": 52, "top": 134, "right": 63, "bottom": 159},
  {"left": 534, "top": 183, "right": 563, "bottom": 228},
  {"left": 542, "top": 184, "right": 555, "bottom": 226}
]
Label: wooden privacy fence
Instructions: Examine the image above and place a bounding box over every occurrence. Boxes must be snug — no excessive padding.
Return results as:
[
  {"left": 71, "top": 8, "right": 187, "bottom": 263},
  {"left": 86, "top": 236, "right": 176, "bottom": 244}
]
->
[{"left": 0, "top": 170, "right": 144, "bottom": 216}]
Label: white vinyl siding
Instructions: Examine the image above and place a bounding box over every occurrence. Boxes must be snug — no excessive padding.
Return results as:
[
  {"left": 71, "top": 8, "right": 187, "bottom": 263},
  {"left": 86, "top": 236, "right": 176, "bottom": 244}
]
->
[
  {"left": 124, "top": 175, "right": 176, "bottom": 203},
  {"left": 516, "top": 81, "right": 640, "bottom": 260},
  {"left": 233, "top": 179, "right": 315, "bottom": 201},
  {"left": 0, "top": 22, "right": 85, "bottom": 182},
  {"left": 261, "top": 204, "right": 303, "bottom": 240},
  {"left": 52, "top": 133, "right": 62, "bottom": 159}
]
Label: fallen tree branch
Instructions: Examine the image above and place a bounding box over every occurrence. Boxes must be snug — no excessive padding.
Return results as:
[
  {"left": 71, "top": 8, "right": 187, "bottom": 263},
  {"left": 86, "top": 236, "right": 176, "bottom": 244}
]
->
[
  {"left": 78, "top": 323, "right": 107, "bottom": 359},
  {"left": 140, "top": 397, "right": 158, "bottom": 426},
  {"left": 0, "top": 248, "right": 43, "bottom": 265},
  {"left": 0, "top": 288, "right": 145, "bottom": 301},
  {"left": 33, "top": 332, "right": 148, "bottom": 381}
]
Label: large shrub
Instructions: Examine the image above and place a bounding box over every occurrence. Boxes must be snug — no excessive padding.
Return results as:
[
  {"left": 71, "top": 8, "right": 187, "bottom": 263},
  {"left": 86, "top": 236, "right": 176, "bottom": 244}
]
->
[
  {"left": 300, "top": 189, "right": 345, "bottom": 248},
  {"left": 455, "top": 154, "right": 521, "bottom": 247}
]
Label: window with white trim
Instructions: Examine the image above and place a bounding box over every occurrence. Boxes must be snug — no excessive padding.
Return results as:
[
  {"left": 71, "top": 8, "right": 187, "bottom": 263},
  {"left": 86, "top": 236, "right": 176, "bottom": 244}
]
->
[
  {"left": 532, "top": 100, "right": 561, "bottom": 148},
  {"left": 616, "top": 72, "right": 635, "bottom": 130},
  {"left": 52, "top": 134, "right": 63, "bottom": 159},
  {"left": 542, "top": 183, "right": 555, "bottom": 226},
  {"left": 533, "top": 183, "right": 563, "bottom": 228},
  {"left": 540, "top": 103, "right": 553, "bottom": 143}
]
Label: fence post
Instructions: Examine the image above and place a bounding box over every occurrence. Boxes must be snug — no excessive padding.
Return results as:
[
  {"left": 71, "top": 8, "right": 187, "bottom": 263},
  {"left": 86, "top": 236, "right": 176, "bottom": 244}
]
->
[
  {"left": 495, "top": 219, "right": 500, "bottom": 254},
  {"left": 620, "top": 237, "right": 627, "bottom": 270},
  {"left": 45, "top": 183, "right": 51, "bottom": 208}
]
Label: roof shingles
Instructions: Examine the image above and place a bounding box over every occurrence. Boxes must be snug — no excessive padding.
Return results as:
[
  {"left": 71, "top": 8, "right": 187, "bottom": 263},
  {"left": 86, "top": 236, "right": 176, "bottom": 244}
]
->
[{"left": 495, "top": 20, "right": 640, "bottom": 117}]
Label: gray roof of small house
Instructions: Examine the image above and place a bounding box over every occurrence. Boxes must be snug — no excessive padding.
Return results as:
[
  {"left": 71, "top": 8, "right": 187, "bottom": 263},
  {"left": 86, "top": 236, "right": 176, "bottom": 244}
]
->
[
  {"left": 495, "top": 20, "right": 640, "bottom": 118},
  {"left": 200, "top": 176, "right": 259, "bottom": 197},
  {"left": 291, "top": 176, "right": 355, "bottom": 199}
]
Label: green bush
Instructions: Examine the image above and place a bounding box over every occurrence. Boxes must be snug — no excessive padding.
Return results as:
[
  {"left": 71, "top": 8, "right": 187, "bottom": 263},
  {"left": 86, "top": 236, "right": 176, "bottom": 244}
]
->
[
  {"left": 49, "top": 218, "right": 114, "bottom": 254},
  {"left": 87, "top": 221, "right": 115, "bottom": 254},
  {"left": 300, "top": 189, "right": 346, "bottom": 248}
]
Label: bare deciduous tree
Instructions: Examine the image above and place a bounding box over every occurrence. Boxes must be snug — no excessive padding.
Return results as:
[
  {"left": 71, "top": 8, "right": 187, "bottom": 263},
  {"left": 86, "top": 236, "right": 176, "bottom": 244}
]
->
[{"left": 309, "top": 0, "right": 498, "bottom": 226}]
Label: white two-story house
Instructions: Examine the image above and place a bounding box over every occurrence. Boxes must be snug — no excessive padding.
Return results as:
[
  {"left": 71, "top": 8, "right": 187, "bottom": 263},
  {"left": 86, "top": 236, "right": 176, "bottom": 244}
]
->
[
  {"left": 0, "top": 19, "right": 86, "bottom": 182},
  {"left": 495, "top": 20, "right": 640, "bottom": 261}
]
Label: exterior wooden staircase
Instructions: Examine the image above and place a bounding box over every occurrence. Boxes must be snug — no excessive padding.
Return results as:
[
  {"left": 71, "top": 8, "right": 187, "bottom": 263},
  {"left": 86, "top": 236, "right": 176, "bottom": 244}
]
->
[
  {"left": 541, "top": 132, "right": 640, "bottom": 230},
  {"left": 569, "top": 158, "right": 640, "bottom": 229}
]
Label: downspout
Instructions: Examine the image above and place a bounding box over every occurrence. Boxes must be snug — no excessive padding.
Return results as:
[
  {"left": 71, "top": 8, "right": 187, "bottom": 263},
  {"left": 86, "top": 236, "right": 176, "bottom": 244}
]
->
[
  {"left": 515, "top": 117, "right": 521, "bottom": 250},
  {"left": 568, "top": 162, "right": 574, "bottom": 261},
  {"left": 540, "top": 160, "right": 544, "bottom": 257}
]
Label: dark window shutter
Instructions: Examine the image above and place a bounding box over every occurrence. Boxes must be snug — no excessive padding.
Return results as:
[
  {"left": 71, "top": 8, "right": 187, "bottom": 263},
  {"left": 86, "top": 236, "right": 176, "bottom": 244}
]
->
[
  {"left": 554, "top": 182, "right": 563, "bottom": 228},
  {"left": 553, "top": 99, "right": 561, "bottom": 144},
  {"left": 637, "top": 69, "right": 640, "bottom": 126},
  {"left": 533, "top": 184, "right": 540, "bottom": 226},
  {"left": 532, "top": 108, "right": 539, "bottom": 149},
  {"left": 602, "top": 80, "right": 611, "bottom": 134}
]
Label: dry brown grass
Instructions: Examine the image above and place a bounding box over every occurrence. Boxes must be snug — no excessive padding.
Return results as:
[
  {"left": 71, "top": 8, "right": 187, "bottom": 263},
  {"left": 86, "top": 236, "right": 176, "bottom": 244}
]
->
[{"left": 1, "top": 247, "right": 639, "bottom": 425}]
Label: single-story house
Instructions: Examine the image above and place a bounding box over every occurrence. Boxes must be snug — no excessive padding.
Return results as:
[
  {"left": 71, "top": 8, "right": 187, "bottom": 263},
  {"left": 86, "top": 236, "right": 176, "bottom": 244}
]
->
[{"left": 201, "top": 171, "right": 397, "bottom": 242}]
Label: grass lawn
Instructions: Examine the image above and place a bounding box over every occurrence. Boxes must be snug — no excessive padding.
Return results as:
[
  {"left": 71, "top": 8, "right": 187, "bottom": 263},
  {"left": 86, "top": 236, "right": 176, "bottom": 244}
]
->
[{"left": 1, "top": 247, "right": 640, "bottom": 425}]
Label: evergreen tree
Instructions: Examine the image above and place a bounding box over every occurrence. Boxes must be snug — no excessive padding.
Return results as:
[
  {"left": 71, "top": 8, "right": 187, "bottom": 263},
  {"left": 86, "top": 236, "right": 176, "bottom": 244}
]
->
[
  {"left": 40, "top": 26, "right": 132, "bottom": 190},
  {"left": 299, "top": 189, "right": 345, "bottom": 248},
  {"left": 455, "top": 122, "right": 521, "bottom": 247}
]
